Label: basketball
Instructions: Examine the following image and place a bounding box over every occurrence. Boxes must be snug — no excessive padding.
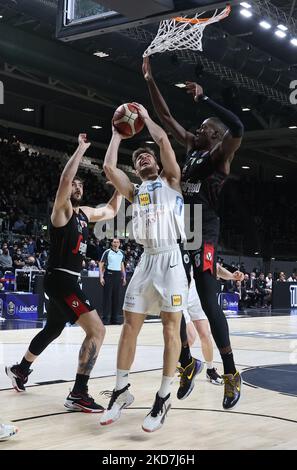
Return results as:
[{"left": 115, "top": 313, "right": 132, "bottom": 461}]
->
[{"left": 112, "top": 103, "right": 145, "bottom": 138}]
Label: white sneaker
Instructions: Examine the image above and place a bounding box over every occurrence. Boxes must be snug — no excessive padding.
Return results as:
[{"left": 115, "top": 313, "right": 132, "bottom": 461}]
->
[
  {"left": 100, "top": 384, "right": 134, "bottom": 426},
  {"left": 0, "top": 423, "right": 18, "bottom": 441},
  {"left": 142, "top": 392, "right": 171, "bottom": 433}
]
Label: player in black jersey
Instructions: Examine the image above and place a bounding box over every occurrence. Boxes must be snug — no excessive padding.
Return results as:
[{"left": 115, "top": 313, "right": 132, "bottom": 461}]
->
[
  {"left": 143, "top": 57, "right": 244, "bottom": 409},
  {"left": 6, "top": 134, "right": 122, "bottom": 412}
]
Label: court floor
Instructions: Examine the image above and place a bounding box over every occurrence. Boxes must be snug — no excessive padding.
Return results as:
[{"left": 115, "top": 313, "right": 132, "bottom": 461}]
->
[{"left": 0, "top": 313, "right": 297, "bottom": 450}]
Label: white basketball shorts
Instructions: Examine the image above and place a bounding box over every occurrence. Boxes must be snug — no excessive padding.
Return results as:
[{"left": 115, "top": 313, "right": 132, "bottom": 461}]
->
[
  {"left": 183, "top": 279, "right": 207, "bottom": 323},
  {"left": 123, "top": 245, "right": 188, "bottom": 314}
]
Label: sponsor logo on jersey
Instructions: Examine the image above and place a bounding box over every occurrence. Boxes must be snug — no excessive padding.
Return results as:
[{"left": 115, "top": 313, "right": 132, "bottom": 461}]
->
[
  {"left": 138, "top": 193, "right": 151, "bottom": 206},
  {"left": 79, "top": 241, "right": 87, "bottom": 255},
  {"left": 72, "top": 300, "right": 79, "bottom": 308},
  {"left": 80, "top": 220, "right": 88, "bottom": 228},
  {"left": 181, "top": 181, "right": 201, "bottom": 194},
  {"left": 174, "top": 195, "right": 184, "bottom": 215},
  {"left": 206, "top": 251, "right": 212, "bottom": 261},
  {"left": 147, "top": 182, "right": 162, "bottom": 192},
  {"left": 171, "top": 295, "right": 182, "bottom": 307}
]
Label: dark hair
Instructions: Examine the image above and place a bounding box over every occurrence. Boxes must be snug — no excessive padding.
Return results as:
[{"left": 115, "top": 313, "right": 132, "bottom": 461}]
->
[
  {"left": 132, "top": 147, "right": 157, "bottom": 167},
  {"left": 208, "top": 117, "right": 228, "bottom": 138},
  {"left": 72, "top": 175, "right": 84, "bottom": 185}
]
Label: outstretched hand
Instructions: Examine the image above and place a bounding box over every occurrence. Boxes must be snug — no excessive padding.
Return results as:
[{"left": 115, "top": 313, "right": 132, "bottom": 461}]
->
[
  {"left": 78, "top": 133, "right": 91, "bottom": 150},
  {"left": 232, "top": 271, "right": 244, "bottom": 282},
  {"left": 132, "top": 102, "right": 150, "bottom": 120},
  {"left": 142, "top": 56, "right": 153, "bottom": 81},
  {"left": 111, "top": 123, "right": 130, "bottom": 140},
  {"left": 185, "top": 81, "right": 204, "bottom": 102}
]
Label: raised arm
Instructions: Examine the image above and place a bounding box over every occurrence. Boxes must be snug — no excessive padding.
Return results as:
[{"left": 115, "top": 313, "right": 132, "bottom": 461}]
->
[
  {"left": 143, "top": 57, "right": 195, "bottom": 151},
  {"left": 186, "top": 81, "right": 244, "bottom": 173},
  {"left": 133, "top": 102, "right": 181, "bottom": 189},
  {"left": 51, "top": 133, "right": 90, "bottom": 226},
  {"left": 81, "top": 189, "right": 122, "bottom": 223},
  {"left": 102, "top": 130, "right": 134, "bottom": 203}
]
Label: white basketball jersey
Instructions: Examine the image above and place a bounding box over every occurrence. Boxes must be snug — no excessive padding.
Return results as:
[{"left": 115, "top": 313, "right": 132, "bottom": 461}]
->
[{"left": 132, "top": 176, "right": 186, "bottom": 248}]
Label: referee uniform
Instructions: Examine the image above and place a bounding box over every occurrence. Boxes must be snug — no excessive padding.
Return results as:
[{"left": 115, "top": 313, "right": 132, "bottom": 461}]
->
[{"left": 100, "top": 247, "right": 125, "bottom": 324}]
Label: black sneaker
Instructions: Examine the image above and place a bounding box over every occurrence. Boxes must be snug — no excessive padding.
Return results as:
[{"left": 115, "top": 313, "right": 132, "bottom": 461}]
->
[
  {"left": 5, "top": 364, "right": 32, "bottom": 392},
  {"left": 142, "top": 392, "right": 171, "bottom": 432},
  {"left": 222, "top": 371, "right": 242, "bottom": 409},
  {"left": 177, "top": 358, "right": 204, "bottom": 400},
  {"left": 206, "top": 368, "right": 224, "bottom": 385},
  {"left": 64, "top": 389, "right": 104, "bottom": 413}
]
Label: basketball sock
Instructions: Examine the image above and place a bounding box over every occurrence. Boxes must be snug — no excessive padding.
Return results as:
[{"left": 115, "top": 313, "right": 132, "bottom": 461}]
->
[
  {"left": 72, "top": 374, "right": 89, "bottom": 394},
  {"left": 115, "top": 369, "right": 129, "bottom": 391},
  {"left": 206, "top": 361, "right": 213, "bottom": 370},
  {"left": 158, "top": 376, "right": 173, "bottom": 398},
  {"left": 221, "top": 352, "right": 236, "bottom": 375},
  {"left": 179, "top": 344, "right": 193, "bottom": 369},
  {"left": 19, "top": 357, "right": 33, "bottom": 375}
]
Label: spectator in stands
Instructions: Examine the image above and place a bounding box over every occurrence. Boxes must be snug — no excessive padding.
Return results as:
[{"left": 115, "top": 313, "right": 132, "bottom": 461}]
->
[
  {"left": 265, "top": 272, "right": 273, "bottom": 289},
  {"left": 0, "top": 243, "right": 13, "bottom": 272},
  {"left": 27, "top": 237, "right": 36, "bottom": 256},
  {"left": 255, "top": 273, "right": 267, "bottom": 308},
  {"left": 244, "top": 272, "right": 257, "bottom": 308},
  {"left": 34, "top": 253, "right": 43, "bottom": 271},
  {"left": 39, "top": 249, "right": 48, "bottom": 268},
  {"left": 88, "top": 259, "right": 99, "bottom": 272},
  {"left": 36, "top": 235, "right": 47, "bottom": 253},
  {"left": 287, "top": 272, "right": 297, "bottom": 282},
  {"left": 230, "top": 280, "right": 247, "bottom": 311},
  {"left": 277, "top": 271, "right": 286, "bottom": 282},
  {"left": 22, "top": 256, "right": 40, "bottom": 271},
  {"left": 12, "top": 215, "right": 26, "bottom": 234},
  {"left": 13, "top": 248, "right": 26, "bottom": 270}
]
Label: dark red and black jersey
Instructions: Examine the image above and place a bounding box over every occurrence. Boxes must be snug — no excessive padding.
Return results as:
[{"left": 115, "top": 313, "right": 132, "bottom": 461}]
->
[
  {"left": 47, "top": 209, "right": 89, "bottom": 273},
  {"left": 181, "top": 150, "right": 227, "bottom": 245}
]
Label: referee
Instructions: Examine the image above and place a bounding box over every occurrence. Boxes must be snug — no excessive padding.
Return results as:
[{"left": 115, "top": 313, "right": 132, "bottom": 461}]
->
[{"left": 99, "top": 238, "right": 126, "bottom": 325}]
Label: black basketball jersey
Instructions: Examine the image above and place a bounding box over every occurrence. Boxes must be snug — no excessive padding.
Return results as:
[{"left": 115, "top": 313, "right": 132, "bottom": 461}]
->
[
  {"left": 47, "top": 209, "right": 89, "bottom": 273},
  {"left": 181, "top": 149, "right": 227, "bottom": 245}
]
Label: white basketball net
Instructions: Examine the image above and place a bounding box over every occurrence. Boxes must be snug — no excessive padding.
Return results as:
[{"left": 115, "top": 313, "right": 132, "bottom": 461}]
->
[{"left": 143, "top": 5, "right": 231, "bottom": 57}]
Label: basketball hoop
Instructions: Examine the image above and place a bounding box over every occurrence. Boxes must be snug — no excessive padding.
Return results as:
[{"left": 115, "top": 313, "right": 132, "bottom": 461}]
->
[{"left": 143, "top": 5, "right": 231, "bottom": 57}]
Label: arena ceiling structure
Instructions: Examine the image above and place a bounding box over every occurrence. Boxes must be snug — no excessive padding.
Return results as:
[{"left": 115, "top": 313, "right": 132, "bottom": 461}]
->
[{"left": 0, "top": 0, "right": 297, "bottom": 179}]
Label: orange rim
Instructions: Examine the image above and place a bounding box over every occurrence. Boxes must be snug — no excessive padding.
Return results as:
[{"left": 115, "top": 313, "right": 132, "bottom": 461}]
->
[{"left": 174, "top": 4, "right": 231, "bottom": 24}]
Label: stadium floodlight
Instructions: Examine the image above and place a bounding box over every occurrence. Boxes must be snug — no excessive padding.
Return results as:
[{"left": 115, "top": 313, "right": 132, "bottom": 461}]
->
[
  {"left": 275, "top": 29, "right": 286, "bottom": 38},
  {"left": 259, "top": 20, "right": 272, "bottom": 29},
  {"left": 240, "top": 9, "right": 252, "bottom": 18}
]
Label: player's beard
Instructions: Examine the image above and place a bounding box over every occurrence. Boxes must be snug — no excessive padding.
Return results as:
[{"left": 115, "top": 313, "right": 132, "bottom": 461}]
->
[{"left": 70, "top": 194, "right": 82, "bottom": 207}]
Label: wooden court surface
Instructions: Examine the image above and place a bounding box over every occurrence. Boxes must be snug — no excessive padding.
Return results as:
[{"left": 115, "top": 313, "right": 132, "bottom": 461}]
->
[{"left": 0, "top": 314, "right": 297, "bottom": 450}]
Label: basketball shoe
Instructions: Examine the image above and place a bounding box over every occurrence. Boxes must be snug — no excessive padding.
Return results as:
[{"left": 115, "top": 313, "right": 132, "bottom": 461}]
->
[
  {"left": 100, "top": 384, "right": 134, "bottom": 425},
  {"left": 206, "top": 368, "right": 224, "bottom": 385},
  {"left": 0, "top": 423, "right": 18, "bottom": 441},
  {"left": 177, "top": 358, "right": 204, "bottom": 400},
  {"left": 142, "top": 392, "right": 171, "bottom": 432},
  {"left": 64, "top": 389, "right": 104, "bottom": 413},
  {"left": 222, "top": 371, "right": 242, "bottom": 409},
  {"left": 5, "top": 364, "right": 32, "bottom": 392}
]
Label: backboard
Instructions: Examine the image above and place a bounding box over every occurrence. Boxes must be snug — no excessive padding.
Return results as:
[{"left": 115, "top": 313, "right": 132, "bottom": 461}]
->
[{"left": 56, "top": 0, "right": 240, "bottom": 42}]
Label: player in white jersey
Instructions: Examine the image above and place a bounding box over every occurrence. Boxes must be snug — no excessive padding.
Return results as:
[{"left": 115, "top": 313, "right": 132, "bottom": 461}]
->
[
  {"left": 100, "top": 103, "right": 188, "bottom": 432},
  {"left": 182, "top": 264, "right": 244, "bottom": 386},
  {"left": 0, "top": 422, "right": 18, "bottom": 441}
]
